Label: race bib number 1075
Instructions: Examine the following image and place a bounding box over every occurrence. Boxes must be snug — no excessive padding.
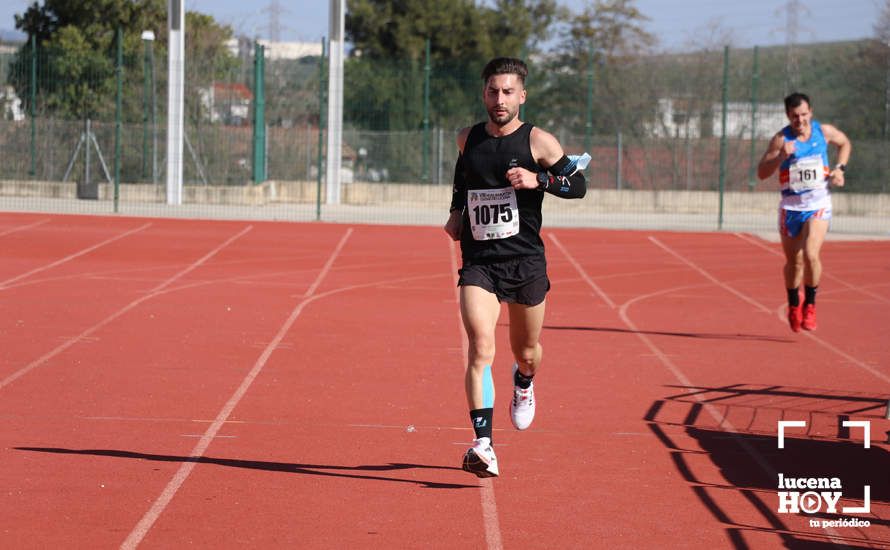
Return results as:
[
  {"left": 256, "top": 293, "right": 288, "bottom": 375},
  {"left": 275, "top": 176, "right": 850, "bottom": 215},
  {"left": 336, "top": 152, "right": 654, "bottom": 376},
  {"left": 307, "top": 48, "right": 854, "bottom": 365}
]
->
[{"left": 468, "top": 188, "right": 520, "bottom": 240}]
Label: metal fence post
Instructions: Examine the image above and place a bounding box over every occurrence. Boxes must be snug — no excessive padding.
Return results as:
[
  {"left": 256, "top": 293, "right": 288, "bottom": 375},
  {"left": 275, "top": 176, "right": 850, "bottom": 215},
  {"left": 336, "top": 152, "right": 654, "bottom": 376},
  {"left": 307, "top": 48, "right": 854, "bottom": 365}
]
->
[
  {"left": 422, "top": 38, "right": 430, "bottom": 182},
  {"left": 585, "top": 43, "right": 594, "bottom": 154},
  {"left": 85, "top": 118, "right": 92, "bottom": 193},
  {"left": 616, "top": 129, "right": 622, "bottom": 190},
  {"left": 748, "top": 46, "right": 759, "bottom": 189},
  {"left": 114, "top": 28, "right": 122, "bottom": 212},
  {"left": 718, "top": 45, "right": 730, "bottom": 230},
  {"left": 252, "top": 42, "right": 266, "bottom": 184},
  {"left": 316, "top": 38, "right": 327, "bottom": 221},
  {"left": 142, "top": 32, "right": 152, "bottom": 180},
  {"left": 884, "top": 40, "right": 890, "bottom": 141},
  {"left": 29, "top": 35, "right": 36, "bottom": 178}
]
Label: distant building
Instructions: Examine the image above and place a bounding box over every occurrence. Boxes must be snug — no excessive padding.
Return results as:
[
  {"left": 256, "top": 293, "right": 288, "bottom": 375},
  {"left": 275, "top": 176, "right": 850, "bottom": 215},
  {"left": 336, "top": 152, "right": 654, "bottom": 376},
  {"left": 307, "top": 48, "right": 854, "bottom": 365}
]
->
[
  {"left": 714, "top": 102, "right": 786, "bottom": 139},
  {"left": 199, "top": 82, "right": 253, "bottom": 125},
  {"left": 256, "top": 40, "right": 323, "bottom": 60},
  {"left": 224, "top": 37, "right": 323, "bottom": 60},
  {"left": 1, "top": 85, "right": 24, "bottom": 121},
  {"left": 647, "top": 97, "right": 785, "bottom": 139},
  {"left": 647, "top": 98, "right": 702, "bottom": 139}
]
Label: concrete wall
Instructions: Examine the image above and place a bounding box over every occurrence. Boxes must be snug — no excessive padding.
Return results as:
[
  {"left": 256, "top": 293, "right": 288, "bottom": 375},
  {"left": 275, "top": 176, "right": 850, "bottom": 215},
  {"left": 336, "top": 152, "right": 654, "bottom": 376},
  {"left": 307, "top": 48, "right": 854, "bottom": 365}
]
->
[{"left": 1, "top": 178, "right": 888, "bottom": 217}]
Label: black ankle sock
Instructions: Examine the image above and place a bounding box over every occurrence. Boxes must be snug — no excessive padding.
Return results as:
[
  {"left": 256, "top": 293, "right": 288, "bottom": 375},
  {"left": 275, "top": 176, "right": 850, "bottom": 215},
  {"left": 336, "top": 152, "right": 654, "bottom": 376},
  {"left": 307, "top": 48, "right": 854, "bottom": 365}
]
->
[
  {"left": 787, "top": 287, "right": 800, "bottom": 307},
  {"left": 470, "top": 408, "right": 493, "bottom": 441},
  {"left": 514, "top": 368, "right": 534, "bottom": 389},
  {"left": 804, "top": 285, "right": 818, "bottom": 305}
]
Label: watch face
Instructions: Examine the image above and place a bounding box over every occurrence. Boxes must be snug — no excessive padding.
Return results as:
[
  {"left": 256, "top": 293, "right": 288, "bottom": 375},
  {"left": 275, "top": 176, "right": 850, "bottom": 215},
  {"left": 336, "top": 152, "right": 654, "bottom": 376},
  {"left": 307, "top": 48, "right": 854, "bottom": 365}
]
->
[{"left": 536, "top": 172, "right": 549, "bottom": 186}]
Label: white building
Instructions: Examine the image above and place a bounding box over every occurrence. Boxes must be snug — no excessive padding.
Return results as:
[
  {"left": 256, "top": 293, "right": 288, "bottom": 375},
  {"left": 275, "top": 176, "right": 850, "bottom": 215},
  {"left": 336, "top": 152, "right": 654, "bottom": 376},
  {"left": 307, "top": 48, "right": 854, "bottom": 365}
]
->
[
  {"left": 256, "top": 40, "right": 323, "bottom": 60},
  {"left": 647, "top": 98, "right": 702, "bottom": 139},
  {"left": 713, "top": 102, "right": 786, "bottom": 139},
  {"left": 198, "top": 82, "right": 252, "bottom": 125},
  {"left": 1, "top": 85, "right": 24, "bottom": 121},
  {"left": 647, "top": 97, "right": 785, "bottom": 139},
  {"left": 224, "top": 38, "right": 323, "bottom": 60}
]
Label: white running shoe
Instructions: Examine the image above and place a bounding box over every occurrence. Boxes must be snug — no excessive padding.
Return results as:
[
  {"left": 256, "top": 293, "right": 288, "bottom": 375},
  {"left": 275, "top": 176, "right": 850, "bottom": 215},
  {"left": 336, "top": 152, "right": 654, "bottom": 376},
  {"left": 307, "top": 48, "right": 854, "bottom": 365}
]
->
[
  {"left": 461, "top": 437, "right": 499, "bottom": 478},
  {"left": 510, "top": 364, "right": 536, "bottom": 430}
]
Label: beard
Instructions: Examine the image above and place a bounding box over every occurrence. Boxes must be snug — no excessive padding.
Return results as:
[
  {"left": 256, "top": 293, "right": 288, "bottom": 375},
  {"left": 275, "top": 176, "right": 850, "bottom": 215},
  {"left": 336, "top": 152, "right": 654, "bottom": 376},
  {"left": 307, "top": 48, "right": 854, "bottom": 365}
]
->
[{"left": 487, "top": 105, "right": 516, "bottom": 126}]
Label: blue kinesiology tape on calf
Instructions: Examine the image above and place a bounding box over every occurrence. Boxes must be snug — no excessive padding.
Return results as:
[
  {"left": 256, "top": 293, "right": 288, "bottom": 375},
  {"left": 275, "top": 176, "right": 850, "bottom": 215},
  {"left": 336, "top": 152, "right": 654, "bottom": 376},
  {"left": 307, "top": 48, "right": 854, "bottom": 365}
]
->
[{"left": 482, "top": 365, "right": 494, "bottom": 408}]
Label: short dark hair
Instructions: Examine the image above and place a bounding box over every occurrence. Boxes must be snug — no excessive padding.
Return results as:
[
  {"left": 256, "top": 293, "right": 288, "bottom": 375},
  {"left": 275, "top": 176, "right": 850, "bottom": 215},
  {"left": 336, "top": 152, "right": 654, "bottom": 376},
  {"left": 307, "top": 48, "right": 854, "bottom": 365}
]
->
[
  {"left": 784, "top": 92, "right": 811, "bottom": 112},
  {"left": 481, "top": 57, "right": 528, "bottom": 85}
]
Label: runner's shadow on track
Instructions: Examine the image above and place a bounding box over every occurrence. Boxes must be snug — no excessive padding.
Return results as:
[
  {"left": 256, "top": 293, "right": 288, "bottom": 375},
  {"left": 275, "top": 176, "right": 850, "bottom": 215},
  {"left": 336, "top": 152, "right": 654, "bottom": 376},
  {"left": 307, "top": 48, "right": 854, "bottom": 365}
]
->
[
  {"left": 645, "top": 395, "right": 890, "bottom": 548},
  {"left": 14, "top": 447, "right": 476, "bottom": 489},
  {"left": 541, "top": 324, "right": 793, "bottom": 343}
]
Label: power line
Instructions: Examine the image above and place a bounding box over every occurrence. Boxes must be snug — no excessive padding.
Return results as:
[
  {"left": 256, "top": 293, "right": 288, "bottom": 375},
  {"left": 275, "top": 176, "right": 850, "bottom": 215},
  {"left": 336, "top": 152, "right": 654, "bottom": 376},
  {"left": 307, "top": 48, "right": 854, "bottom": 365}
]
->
[
  {"left": 785, "top": 0, "right": 801, "bottom": 91},
  {"left": 260, "top": 0, "right": 289, "bottom": 42}
]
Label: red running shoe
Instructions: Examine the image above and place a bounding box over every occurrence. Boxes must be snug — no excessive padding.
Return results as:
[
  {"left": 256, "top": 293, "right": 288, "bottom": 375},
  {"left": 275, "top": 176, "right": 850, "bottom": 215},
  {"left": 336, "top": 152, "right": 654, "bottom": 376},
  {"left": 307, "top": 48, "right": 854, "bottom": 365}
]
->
[
  {"left": 802, "top": 303, "right": 817, "bottom": 331},
  {"left": 787, "top": 305, "right": 803, "bottom": 332}
]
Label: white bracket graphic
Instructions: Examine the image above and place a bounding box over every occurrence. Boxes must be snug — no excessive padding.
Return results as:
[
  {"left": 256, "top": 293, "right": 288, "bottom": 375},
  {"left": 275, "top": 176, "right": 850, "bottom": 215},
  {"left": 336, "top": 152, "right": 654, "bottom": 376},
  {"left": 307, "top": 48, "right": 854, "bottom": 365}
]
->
[
  {"left": 841, "top": 420, "right": 871, "bottom": 449},
  {"left": 843, "top": 485, "right": 871, "bottom": 514},
  {"left": 777, "top": 420, "right": 807, "bottom": 449},
  {"left": 777, "top": 420, "right": 871, "bottom": 449}
]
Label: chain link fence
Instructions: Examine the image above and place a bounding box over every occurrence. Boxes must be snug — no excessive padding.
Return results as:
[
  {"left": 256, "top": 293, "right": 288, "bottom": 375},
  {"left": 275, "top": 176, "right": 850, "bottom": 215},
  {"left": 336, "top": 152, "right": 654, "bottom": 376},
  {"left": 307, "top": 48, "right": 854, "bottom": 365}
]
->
[{"left": 1, "top": 36, "right": 888, "bottom": 233}]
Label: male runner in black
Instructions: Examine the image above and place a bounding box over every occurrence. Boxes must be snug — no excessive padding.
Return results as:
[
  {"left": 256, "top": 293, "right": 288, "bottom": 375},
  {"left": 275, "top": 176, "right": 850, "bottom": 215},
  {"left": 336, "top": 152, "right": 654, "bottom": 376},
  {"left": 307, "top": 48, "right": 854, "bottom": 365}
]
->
[{"left": 444, "top": 57, "right": 587, "bottom": 477}]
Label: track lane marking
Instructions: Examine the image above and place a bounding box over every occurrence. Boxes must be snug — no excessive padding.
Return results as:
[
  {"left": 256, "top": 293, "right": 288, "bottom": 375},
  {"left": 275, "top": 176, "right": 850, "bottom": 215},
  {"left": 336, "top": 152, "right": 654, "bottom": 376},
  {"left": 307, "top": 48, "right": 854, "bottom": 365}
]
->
[
  {"left": 120, "top": 227, "right": 352, "bottom": 550},
  {"left": 0, "top": 218, "right": 51, "bottom": 238},
  {"left": 650, "top": 235, "right": 889, "bottom": 385},
  {"left": 448, "top": 238, "right": 503, "bottom": 550},
  {"left": 552, "top": 232, "right": 853, "bottom": 548},
  {"left": 734, "top": 232, "right": 890, "bottom": 305},
  {"left": 0, "top": 222, "right": 152, "bottom": 288},
  {"left": 0, "top": 225, "right": 253, "bottom": 391}
]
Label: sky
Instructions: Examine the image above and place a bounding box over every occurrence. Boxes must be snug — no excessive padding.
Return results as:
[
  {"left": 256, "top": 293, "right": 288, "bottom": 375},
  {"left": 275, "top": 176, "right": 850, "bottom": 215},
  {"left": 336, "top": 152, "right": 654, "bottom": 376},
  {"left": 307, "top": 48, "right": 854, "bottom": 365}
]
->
[{"left": 0, "top": 0, "right": 884, "bottom": 51}]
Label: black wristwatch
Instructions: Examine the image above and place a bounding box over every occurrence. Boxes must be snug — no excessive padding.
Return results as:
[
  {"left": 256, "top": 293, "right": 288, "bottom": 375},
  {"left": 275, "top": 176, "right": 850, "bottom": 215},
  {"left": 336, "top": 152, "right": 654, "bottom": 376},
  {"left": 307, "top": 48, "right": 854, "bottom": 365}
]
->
[
  {"left": 536, "top": 171, "right": 551, "bottom": 190},
  {"left": 835, "top": 163, "right": 846, "bottom": 172}
]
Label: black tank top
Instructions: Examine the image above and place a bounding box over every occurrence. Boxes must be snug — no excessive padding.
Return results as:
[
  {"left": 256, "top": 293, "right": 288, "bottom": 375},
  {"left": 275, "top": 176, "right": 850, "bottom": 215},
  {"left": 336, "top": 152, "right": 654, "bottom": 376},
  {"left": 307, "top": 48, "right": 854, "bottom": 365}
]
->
[{"left": 459, "top": 122, "right": 545, "bottom": 262}]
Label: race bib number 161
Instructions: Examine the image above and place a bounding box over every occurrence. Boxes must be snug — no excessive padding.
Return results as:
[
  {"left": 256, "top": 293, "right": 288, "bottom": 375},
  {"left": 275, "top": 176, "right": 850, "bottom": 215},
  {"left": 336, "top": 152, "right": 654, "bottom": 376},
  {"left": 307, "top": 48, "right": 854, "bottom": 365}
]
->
[{"left": 789, "top": 155, "right": 826, "bottom": 192}]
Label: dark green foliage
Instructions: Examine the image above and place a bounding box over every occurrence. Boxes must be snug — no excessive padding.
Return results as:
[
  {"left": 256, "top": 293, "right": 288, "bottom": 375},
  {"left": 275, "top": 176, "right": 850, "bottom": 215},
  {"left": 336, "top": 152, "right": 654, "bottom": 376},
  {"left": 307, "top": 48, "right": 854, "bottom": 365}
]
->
[
  {"left": 11, "top": 0, "right": 235, "bottom": 122},
  {"left": 344, "top": 0, "right": 557, "bottom": 132}
]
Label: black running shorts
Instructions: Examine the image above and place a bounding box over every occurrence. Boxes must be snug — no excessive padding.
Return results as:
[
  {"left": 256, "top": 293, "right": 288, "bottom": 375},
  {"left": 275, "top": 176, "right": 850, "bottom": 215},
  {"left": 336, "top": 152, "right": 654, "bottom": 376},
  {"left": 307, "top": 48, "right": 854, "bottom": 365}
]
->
[{"left": 458, "top": 254, "right": 550, "bottom": 306}]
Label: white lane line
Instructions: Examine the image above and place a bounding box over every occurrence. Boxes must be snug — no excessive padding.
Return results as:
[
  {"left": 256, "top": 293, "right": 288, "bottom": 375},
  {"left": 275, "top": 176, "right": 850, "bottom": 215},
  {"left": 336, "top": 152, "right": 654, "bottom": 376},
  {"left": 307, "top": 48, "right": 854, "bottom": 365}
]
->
[
  {"left": 0, "top": 222, "right": 153, "bottom": 289},
  {"left": 0, "top": 218, "right": 51, "bottom": 238},
  {"left": 547, "top": 233, "right": 616, "bottom": 309},
  {"left": 648, "top": 236, "right": 771, "bottom": 314},
  {"left": 553, "top": 234, "right": 851, "bottom": 547},
  {"left": 120, "top": 227, "right": 352, "bottom": 550},
  {"left": 733, "top": 232, "right": 890, "bottom": 305},
  {"left": 0, "top": 225, "right": 253, "bottom": 391},
  {"left": 650, "top": 236, "right": 890, "bottom": 385},
  {"left": 448, "top": 238, "right": 503, "bottom": 550}
]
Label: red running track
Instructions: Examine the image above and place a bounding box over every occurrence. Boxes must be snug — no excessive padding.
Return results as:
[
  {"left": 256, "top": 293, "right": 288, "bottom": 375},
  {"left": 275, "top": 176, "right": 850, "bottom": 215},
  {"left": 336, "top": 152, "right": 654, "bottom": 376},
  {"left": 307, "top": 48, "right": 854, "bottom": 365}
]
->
[{"left": 0, "top": 212, "right": 887, "bottom": 549}]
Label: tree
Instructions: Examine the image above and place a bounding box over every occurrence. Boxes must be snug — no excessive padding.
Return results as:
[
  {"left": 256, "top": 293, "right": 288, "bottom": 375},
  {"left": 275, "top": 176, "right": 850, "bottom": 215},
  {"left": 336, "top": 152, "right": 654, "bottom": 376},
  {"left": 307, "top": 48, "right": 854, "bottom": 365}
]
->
[
  {"left": 543, "top": 0, "right": 656, "bottom": 136},
  {"left": 346, "top": 0, "right": 556, "bottom": 62},
  {"left": 344, "top": 0, "right": 558, "bottom": 132},
  {"left": 12, "top": 0, "right": 235, "bottom": 122},
  {"left": 183, "top": 12, "right": 238, "bottom": 123},
  {"left": 14, "top": 0, "right": 141, "bottom": 119}
]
